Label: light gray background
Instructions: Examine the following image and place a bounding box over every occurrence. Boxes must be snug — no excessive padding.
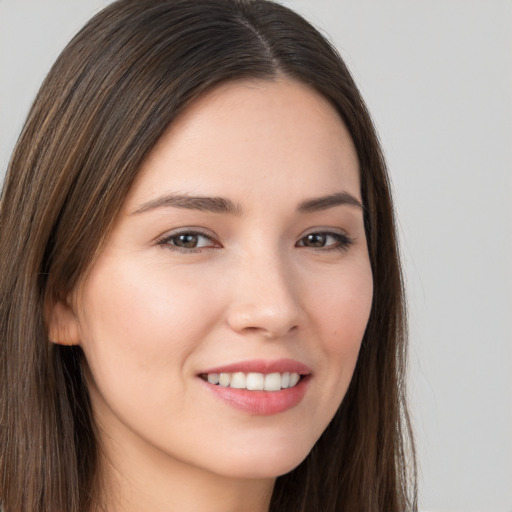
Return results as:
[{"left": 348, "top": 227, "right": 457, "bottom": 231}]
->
[{"left": 1, "top": 1, "right": 511, "bottom": 511}]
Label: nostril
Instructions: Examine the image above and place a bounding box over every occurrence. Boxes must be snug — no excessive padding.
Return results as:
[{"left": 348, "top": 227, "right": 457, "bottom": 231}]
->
[{"left": 230, "top": 323, "right": 299, "bottom": 340}]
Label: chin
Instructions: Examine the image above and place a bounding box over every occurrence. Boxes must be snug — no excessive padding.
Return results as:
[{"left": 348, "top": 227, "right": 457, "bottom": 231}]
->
[{"left": 206, "top": 441, "right": 313, "bottom": 480}]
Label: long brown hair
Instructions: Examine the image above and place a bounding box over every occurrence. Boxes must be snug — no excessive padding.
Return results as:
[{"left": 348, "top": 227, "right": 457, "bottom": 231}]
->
[{"left": 0, "top": 1, "right": 417, "bottom": 510}]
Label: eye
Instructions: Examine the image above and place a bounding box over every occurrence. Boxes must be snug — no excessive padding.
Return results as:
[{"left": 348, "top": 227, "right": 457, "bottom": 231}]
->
[
  {"left": 158, "top": 230, "right": 219, "bottom": 251},
  {"left": 297, "top": 231, "right": 353, "bottom": 251}
]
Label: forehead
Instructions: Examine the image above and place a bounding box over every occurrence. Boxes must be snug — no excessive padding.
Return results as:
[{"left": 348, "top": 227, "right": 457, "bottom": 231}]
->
[{"left": 125, "top": 77, "right": 360, "bottom": 210}]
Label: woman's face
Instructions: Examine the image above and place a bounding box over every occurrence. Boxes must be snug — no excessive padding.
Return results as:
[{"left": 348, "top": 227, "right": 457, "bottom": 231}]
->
[{"left": 59, "top": 78, "right": 373, "bottom": 482}]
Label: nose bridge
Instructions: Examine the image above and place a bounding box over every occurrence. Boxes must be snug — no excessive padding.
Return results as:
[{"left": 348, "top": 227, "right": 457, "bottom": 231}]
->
[{"left": 226, "top": 240, "right": 301, "bottom": 338}]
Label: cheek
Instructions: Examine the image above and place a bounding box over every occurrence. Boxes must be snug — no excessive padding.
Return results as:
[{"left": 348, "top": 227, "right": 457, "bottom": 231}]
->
[
  {"left": 76, "top": 258, "right": 220, "bottom": 384},
  {"left": 308, "top": 258, "right": 373, "bottom": 394},
  {"left": 316, "top": 260, "right": 373, "bottom": 346}
]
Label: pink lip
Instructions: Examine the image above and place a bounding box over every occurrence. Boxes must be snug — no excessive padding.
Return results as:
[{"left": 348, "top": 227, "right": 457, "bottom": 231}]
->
[
  {"left": 197, "top": 358, "right": 312, "bottom": 415},
  {"left": 199, "top": 358, "right": 312, "bottom": 375}
]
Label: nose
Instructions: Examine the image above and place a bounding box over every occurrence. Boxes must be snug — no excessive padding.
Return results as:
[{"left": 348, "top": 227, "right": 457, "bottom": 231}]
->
[{"left": 225, "top": 250, "right": 302, "bottom": 339}]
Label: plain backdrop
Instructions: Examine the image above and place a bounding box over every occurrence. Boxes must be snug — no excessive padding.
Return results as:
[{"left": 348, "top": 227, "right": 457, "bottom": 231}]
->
[{"left": 1, "top": 1, "right": 511, "bottom": 511}]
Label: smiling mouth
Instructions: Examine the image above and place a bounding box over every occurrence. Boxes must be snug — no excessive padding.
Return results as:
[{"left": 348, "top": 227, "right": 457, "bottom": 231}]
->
[{"left": 199, "top": 371, "right": 302, "bottom": 391}]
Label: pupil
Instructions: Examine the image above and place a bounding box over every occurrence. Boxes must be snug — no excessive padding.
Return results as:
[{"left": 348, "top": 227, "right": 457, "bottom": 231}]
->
[
  {"left": 307, "top": 234, "right": 325, "bottom": 247},
  {"left": 177, "top": 234, "right": 198, "bottom": 248}
]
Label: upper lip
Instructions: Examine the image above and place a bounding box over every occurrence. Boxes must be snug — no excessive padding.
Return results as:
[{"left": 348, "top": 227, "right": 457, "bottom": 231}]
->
[{"left": 199, "top": 358, "right": 312, "bottom": 375}]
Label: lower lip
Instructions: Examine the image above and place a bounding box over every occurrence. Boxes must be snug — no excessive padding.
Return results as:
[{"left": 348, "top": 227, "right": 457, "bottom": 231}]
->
[{"left": 200, "top": 376, "right": 310, "bottom": 415}]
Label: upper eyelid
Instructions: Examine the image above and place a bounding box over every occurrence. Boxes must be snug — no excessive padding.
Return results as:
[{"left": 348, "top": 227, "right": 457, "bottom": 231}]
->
[
  {"left": 298, "top": 227, "right": 351, "bottom": 238},
  {"left": 302, "top": 226, "right": 347, "bottom": 233}
]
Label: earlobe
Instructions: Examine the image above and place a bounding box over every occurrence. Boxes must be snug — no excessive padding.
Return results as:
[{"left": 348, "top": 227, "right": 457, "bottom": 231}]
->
[{"left": 47, "top": 299, "right": 81, "bottom": 346}]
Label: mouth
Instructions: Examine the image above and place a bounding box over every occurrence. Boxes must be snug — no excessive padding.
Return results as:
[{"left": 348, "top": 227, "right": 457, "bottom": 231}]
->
[
  {"left": 199, "top": 371, "right": 303, "bottom": 391},
  {"left": 197, "top": 359, "right": 311, "bottom": 415}
]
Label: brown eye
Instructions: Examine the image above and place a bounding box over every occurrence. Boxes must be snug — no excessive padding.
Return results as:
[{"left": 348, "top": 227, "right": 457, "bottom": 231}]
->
[
  {"left": 174, "top": 233, "right": 201, "bottom": 248},
  {"left": 297, "top": 231, "right": 353, "bottom": 251},
  {"left": 303, "top": 233, "right": 328, "bottom": 247},
  {"left": 159, "top": 231, "right": 217, "bottom": 251}
]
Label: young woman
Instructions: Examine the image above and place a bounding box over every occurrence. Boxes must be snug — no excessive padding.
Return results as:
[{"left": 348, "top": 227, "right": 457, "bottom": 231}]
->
[{"left": 0, "top": 1, "right": 417, "bottom": 511}]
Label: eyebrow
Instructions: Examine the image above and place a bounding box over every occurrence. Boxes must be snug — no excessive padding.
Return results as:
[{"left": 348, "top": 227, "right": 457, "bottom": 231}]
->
[
  {"left": 131, "top": 191, "right": 364, "bottom": 216},
  {"left": 131, "top": 195, "right": 242, "bottom": 215},
  {"left": 297, "top": 192, "right": 364, "bottom": 213}
]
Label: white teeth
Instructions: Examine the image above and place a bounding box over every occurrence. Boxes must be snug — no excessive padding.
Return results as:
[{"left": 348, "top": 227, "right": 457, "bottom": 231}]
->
[
  {"left": 264, "top": 372, "right": 282, "bottom": 391},
  {"left": 246, "top": 372, "right": 264, "bottom": 390},
  {"left": 207, "top": 373, "right": 219, "bottom": 385},
  {"left": 289, "top": 372, "right": 300, "bottom": 387},
  {"left": 204, "top": 371, "right": 302, "bottom": 391},
  {"left": 230, "top": 372, "right": 246, "bottom": 389},
  {"left": 219, "top": 373, "right": 231, "bottom": 387}
]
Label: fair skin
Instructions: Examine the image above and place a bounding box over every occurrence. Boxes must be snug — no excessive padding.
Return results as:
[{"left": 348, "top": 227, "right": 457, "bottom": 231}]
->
[{"left": 50, "top": 77, "right": 373, "bottom": 512}]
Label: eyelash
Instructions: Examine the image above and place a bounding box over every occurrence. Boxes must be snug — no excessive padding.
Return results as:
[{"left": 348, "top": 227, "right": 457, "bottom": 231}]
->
[
  {"left": 157, "top": 229, "right": 353, "bottom": 253},
  {"left": 157, "top": 229, "right": 219, "bottom": 253},
  {"left": 296, "top": 231, "right": 353, "bottom": 252}
]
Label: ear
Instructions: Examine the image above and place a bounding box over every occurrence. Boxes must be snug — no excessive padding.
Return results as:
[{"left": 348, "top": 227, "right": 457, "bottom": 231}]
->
[{"left": 46, "top": 298, "right": 81, "bottom": 346}]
